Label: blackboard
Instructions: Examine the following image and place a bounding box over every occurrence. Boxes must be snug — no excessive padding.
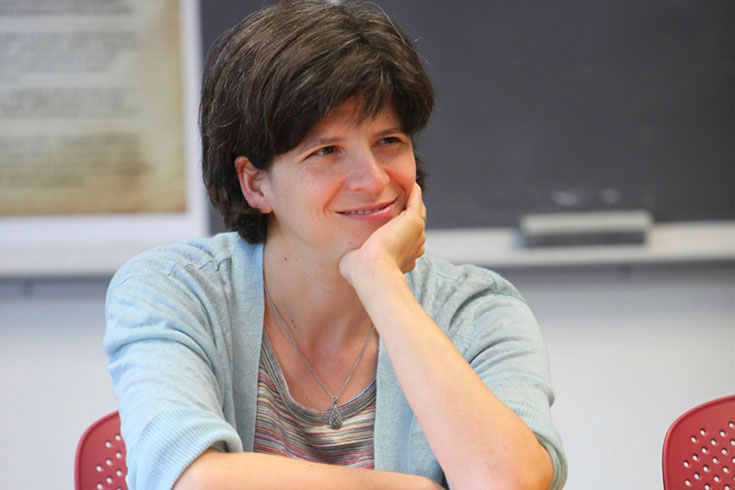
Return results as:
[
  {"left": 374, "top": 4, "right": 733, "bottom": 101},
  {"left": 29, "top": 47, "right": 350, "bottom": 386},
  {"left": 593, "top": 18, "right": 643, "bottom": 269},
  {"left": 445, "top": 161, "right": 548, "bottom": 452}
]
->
[{"left": 201, "top": 0, "right": 735, "bottom": 231}]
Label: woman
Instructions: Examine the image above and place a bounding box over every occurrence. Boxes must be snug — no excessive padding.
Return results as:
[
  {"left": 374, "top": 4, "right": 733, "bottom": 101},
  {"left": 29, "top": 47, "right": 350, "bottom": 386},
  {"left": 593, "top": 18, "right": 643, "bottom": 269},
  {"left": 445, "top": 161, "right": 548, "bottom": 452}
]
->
[{"left": 104, "top": 1, "right": 567, "bottom": 489}]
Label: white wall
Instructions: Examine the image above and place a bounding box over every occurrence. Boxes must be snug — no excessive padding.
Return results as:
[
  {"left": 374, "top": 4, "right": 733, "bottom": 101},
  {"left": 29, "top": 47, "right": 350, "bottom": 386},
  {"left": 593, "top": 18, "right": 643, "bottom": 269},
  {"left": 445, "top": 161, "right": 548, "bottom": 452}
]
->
[
  {"left": 510, "top": 265, "right": 735, "bottom": 490},
  {"left": 1, "top": 264, "right": 733, "bottom": 490},
  {"left": 0, "top": 279, "right": 117, "bottom": 490}
]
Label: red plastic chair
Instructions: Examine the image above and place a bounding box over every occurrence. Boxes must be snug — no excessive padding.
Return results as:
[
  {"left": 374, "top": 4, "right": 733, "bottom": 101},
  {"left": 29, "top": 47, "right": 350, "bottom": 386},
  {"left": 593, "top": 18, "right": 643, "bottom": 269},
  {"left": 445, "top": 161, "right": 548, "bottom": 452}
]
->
[
  {"left": 75, "top": 411, "right": 128, "bottom": 490},
  {"left": 662, "top": 395, "right": 735, "bottom": 490}
]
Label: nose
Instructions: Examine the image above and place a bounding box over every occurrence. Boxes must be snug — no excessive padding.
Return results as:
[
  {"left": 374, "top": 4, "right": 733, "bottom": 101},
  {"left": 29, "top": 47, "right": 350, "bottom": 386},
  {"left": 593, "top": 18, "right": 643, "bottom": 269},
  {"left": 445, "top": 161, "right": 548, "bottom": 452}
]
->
[{"left": 345, "top": 151, "right": 390, "bottom": 193}]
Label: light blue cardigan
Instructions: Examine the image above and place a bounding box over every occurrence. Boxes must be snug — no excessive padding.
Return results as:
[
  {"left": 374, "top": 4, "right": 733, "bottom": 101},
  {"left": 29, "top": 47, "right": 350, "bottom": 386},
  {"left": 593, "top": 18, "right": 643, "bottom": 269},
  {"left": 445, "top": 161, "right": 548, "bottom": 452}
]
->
[{"left": 104, "top": 232, "right": 567, "bottom": 489}]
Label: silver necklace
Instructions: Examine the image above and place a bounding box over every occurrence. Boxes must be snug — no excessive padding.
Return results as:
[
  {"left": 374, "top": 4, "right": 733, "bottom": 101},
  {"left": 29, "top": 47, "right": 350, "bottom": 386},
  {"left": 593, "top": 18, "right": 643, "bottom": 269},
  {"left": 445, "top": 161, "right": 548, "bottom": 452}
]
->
[{"left": 264, "top": 283, "right": 375, "bottom": 429}]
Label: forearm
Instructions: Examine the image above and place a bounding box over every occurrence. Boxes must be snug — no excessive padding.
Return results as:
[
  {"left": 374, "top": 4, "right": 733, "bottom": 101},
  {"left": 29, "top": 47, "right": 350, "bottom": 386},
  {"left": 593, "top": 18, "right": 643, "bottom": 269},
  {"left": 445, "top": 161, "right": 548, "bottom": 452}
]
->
[
  {"left": 353, "top": 265, "right": 553, "bottom": 490},
  {"left": 174, "top": 449, "right": 441, "bottom": 490}
]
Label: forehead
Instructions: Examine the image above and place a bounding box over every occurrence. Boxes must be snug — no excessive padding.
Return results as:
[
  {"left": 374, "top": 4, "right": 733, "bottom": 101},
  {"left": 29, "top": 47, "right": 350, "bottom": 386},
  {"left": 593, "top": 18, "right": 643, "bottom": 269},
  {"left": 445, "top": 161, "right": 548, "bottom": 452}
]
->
[{"left": 306, "top": 98, "right": 402, "bottom": 136}]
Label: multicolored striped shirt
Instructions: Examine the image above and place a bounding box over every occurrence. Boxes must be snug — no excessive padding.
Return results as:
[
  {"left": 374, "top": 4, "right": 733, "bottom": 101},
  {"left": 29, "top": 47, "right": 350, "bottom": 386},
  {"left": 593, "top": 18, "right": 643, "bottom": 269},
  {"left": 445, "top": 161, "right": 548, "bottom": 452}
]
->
[{"left": 253, "top": 331, "right": 376, "bottom": 468}]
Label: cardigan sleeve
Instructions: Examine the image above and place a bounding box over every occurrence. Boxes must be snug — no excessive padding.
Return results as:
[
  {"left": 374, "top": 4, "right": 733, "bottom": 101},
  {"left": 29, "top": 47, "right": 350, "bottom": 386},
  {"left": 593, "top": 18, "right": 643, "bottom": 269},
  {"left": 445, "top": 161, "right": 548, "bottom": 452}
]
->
[
  {"left": 410, "top": 257, "right": 568, "bottom": 490},
  {"left": 464, "top": 286, "right": 567, "bottom": 490},
  {"left": 461, "top": 274, "right": 567, "bottom": 490},
  {"left": 104, "top": 253, "right": 243, "bottom": 490}
]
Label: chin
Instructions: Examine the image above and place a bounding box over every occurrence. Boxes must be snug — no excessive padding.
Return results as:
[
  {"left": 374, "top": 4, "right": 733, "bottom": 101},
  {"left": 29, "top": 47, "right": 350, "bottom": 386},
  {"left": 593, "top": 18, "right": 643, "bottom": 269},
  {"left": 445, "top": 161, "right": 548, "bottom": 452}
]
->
[{"left": 338, "top": 233, "right": 372, "bottom": 256}]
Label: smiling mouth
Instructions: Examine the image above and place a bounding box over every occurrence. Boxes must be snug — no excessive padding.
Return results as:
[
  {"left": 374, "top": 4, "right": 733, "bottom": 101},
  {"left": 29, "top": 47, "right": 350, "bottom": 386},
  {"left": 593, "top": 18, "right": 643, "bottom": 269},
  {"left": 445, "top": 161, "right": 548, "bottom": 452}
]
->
[{"left": 339, "top": 201, "right": 393, "bottom": 215}]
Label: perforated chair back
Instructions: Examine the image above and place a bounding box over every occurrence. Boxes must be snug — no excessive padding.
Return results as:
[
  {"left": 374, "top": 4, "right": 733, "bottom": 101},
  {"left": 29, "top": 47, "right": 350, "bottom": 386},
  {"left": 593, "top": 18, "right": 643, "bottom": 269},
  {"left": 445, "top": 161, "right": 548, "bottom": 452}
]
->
[
  {"left": 75, "top": 411, "right": 128, "bottom": 490},
  {"left": 662, "top": 395, "right": 735, "bottom": 490}
]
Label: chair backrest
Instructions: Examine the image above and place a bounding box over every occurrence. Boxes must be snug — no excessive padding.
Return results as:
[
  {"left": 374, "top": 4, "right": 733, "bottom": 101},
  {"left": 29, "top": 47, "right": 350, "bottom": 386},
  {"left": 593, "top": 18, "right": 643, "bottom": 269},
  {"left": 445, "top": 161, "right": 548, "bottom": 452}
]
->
[
  {"left": 75, "top": 411, "right": 128, "bottom": 490},
  {"left": 662, "top": 395, "right": 735, "bottom": 490}
]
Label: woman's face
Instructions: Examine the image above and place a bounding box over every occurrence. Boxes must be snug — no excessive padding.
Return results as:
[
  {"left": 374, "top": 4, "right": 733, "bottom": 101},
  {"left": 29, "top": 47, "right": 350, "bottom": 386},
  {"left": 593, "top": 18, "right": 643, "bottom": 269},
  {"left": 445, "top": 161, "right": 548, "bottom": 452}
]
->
[{"left": 257, "top": 98, "right": 416, "bottom": 262}]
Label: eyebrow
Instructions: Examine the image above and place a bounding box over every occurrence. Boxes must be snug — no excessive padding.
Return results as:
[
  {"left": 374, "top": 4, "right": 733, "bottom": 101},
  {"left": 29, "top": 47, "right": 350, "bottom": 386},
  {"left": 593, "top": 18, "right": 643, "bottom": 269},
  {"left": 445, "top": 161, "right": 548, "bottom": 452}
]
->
[
  {"left": 294, "top": 126, "right": 407, "bottom": 155},
  {"left": 375, "top": 126, "right": 406, "bottom": 137},
  {"left": 293, "top": 136, "right": 340, "bottom": 156}
]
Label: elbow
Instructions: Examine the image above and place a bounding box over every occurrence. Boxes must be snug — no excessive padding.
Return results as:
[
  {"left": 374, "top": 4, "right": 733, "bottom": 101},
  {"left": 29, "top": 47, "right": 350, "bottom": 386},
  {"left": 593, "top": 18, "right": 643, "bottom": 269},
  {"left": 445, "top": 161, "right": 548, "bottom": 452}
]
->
[
  {"left": 173, "top": 449, "right": 221, "bottom": 490},
  {"left": 514, "top": 452, "right": 556, "bottom": 490},
  {"left": 172, "top": 462, "right": 203, "bottom": 490},
  {"left": 490, "top": 471, "right": 552, "bottom": 490},
  {"left": 503, "top": 442, "right": 554, "bottom": 490},
  {"left": 468, "top": 468, "right": 552, "bottom": 490},
  {"left": 457, "top": 450, "right": 554, "bottom": 490},
  {"left": 514, "top": 466, "right": 554, "bottom": 490},
  {"left": 502, "top": 448, "right": 554, "bottom": 490}
]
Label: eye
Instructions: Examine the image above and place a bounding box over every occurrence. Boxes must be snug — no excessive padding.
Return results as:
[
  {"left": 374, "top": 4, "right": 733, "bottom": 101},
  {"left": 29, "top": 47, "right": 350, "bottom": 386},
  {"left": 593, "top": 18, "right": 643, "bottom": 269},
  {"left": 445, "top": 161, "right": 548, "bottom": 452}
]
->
[
  {"left": 309, "top": 145, "right": 336, "bottom": 158},
  {"left": 380, "top": 136, "right": 403, "bottom": 145}
]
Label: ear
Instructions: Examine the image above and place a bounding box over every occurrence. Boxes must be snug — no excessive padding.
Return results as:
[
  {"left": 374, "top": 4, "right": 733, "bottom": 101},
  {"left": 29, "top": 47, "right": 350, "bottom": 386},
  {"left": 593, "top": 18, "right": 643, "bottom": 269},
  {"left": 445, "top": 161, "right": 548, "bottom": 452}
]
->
[{"left": 234, "top": 156, "right": 273, "bottom": 214}]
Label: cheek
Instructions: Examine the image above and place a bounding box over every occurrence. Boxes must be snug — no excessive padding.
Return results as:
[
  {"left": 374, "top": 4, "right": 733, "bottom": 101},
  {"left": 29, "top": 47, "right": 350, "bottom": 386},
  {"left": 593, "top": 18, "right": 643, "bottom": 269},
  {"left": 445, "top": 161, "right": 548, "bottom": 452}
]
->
[{"left": 394, "top": 157, "right": 417, "bottom": 191}]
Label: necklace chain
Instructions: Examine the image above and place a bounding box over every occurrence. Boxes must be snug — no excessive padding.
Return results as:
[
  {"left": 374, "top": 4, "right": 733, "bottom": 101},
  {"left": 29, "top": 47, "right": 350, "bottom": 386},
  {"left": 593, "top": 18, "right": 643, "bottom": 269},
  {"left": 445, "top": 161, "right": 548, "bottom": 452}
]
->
[{"left": 263, "top": 282, "right": 375, "bottom": 429}]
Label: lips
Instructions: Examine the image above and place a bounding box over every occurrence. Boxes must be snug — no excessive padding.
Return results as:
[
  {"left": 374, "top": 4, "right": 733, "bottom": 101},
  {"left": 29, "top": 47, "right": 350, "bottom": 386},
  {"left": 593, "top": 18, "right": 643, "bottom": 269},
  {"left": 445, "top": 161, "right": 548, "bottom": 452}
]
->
[
  {"left": 339, "top": 202, "right": 391, "bottom": 215},
  {"left": 337, "top": 199, "right": 396, "bottom": 217}
]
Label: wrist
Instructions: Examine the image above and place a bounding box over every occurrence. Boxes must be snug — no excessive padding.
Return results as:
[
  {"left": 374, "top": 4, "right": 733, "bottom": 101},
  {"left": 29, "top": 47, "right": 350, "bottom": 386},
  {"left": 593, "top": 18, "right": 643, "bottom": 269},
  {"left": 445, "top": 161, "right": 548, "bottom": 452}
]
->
[
  {"left": 341, "top": 248, "right": 400, "bottom": 284},
  {"left": 351, "top": 265, "right": 417, "bottom": 326},
  {"left": 349, "top": 257, "right": 405, "bottom": 293}
]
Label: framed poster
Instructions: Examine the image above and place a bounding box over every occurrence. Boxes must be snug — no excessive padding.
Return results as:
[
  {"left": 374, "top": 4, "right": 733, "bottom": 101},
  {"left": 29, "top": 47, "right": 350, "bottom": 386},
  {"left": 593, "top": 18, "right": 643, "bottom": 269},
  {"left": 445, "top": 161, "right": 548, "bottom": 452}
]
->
[{"left": 0, "top": 0, "right": 207, "bottom": 277}]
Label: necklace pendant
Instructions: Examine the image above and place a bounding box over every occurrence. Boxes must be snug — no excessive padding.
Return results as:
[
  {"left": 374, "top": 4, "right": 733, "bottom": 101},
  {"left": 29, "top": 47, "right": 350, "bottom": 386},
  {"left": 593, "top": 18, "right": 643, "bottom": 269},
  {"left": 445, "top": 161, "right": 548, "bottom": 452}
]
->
[{"left": 328, "top": 406, "right": 343, "bottom": 429}]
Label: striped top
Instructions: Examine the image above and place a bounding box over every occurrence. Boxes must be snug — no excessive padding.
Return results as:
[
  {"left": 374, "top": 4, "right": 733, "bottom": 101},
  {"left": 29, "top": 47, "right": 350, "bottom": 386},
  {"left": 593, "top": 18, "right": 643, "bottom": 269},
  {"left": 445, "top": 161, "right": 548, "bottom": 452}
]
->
[{"left": 253, "top": 331, "right": 376, "bottom": 468}]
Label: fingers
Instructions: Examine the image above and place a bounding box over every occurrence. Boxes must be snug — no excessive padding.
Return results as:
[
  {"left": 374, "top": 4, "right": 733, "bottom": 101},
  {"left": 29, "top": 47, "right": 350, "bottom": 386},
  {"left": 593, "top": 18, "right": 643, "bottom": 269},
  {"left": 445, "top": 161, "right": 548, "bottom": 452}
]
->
[
  {"left": 345, "top": 182, "right": 426, "bottom": 276},
  {"left": 407, "top": 182, "right": 422, "bottom": 211},
  {"left": 405, "top": 183, "right": 427, "bottom": 223},
  {"left": 415, "top": 183, "right": 427, "bottom": 222}
]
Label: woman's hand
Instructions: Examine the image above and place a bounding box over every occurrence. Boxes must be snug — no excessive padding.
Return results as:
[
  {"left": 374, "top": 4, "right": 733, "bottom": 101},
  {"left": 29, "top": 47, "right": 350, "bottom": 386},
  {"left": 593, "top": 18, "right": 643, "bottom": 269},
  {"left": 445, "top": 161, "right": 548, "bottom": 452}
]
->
[
  {"left": 339, "top": 182, "right": 426, "bottom": 287},
  {"left": 338, "top": 185, "right": 554, "bottom": 490}
]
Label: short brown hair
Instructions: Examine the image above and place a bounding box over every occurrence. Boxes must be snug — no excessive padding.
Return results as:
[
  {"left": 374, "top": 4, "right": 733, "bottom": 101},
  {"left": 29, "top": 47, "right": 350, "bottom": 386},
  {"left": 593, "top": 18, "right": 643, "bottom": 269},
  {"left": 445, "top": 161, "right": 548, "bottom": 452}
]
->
[{"left": 200, "top": 0, "right": 434, "bottom": 243}]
